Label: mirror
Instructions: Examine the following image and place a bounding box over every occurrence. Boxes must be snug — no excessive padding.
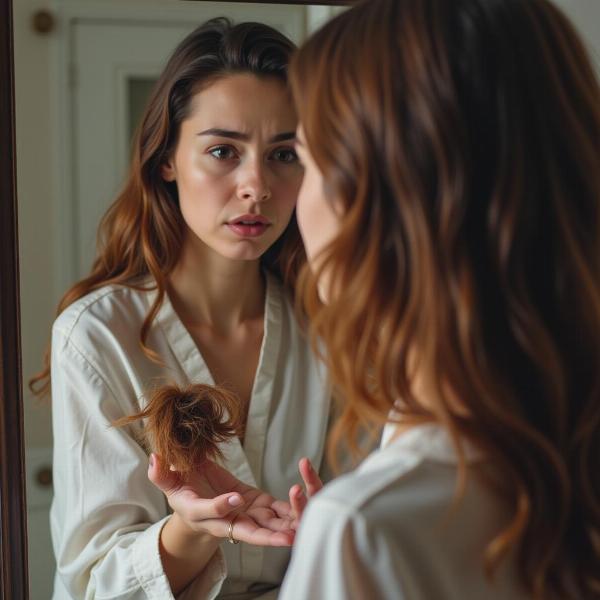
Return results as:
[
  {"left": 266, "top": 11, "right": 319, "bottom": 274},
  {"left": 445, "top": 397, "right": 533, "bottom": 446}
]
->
[
  {"left": 1, "top": 1, "right": 351, "bottom": 597},
  {"left": 2, "top": 0, "right": 599, "bottom": 598}
]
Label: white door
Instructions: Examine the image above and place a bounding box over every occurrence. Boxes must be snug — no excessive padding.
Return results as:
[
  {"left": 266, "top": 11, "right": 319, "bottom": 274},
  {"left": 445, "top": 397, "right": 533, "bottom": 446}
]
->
[{"left": 70, "top": 5, "right": 306, "bottom": 280}]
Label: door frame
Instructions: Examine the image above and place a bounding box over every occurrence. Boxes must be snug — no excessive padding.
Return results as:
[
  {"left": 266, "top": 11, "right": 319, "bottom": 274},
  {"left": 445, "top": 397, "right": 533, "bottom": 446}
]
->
[{"left": 0, "top": 0, "right": 28, "bottom": 597}]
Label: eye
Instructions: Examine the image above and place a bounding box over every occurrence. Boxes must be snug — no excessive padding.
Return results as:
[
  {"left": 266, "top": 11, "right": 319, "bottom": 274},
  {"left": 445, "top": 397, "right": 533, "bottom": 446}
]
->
[
  {"left": 208, "top": 145, "right": 238, "bottom": 160},
  {"left": 270, "top": 147, "right": 298, "bottom": 164}
]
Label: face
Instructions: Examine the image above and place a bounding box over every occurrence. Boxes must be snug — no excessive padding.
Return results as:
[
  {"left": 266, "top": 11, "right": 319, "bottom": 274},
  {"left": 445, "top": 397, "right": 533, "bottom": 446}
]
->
[
  {"left": 295, "top": 126, "right": 341, "bottom": 302},
  {"left": 162, "top": 74, "right": 302, "bottom": 263}
]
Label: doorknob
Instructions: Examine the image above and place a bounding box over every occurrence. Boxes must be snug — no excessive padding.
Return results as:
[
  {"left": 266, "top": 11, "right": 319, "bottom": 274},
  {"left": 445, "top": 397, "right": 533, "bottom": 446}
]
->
[
  {"left": 35, "top": 465, "right": 53, "bottom": 488},
  {"left": 32, "top": 9, "right": 55, "bottom": 35}
]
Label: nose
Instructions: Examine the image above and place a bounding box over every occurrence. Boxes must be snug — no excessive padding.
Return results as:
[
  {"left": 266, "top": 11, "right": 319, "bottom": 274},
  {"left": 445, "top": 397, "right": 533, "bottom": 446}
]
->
[{"left": 237, "top": 158, "right": 271, "bottom": 203}]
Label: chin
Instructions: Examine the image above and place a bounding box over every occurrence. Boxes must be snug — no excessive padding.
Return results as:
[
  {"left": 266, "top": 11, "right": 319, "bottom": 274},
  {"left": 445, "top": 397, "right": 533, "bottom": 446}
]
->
[{"left": 221, "top": 245, "right": 268, "bottom": 262}]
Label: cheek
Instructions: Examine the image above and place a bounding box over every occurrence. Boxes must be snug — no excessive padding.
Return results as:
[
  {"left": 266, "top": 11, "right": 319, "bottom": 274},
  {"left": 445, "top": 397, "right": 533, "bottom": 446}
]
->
[
  {"left": 175, "top": 148, "right": 232, "bottom": 197},
  {"left": 177, "top": 169, "right": 230, "bottom": 215},
  {"left": 272, "top": 171, "right": 303, "bottom": 217},
  {"left": 296, "top": 181, "right": 310, "bottom": 237},
  {"left": 296, "top": 177, "right": 324, "bottom": 258},
  {"left": 298, "top": 179, "right": 342, "bottom": 262}
]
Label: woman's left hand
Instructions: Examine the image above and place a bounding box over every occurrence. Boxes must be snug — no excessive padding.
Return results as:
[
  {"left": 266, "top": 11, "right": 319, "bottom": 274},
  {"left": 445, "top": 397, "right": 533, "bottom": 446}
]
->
[{"left": 149, "top": 454, "right": 297, "bottom": 546}]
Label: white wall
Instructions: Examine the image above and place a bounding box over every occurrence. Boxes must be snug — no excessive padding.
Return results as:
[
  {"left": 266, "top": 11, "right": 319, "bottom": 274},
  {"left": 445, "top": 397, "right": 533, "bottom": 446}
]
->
[
  {"left": 14, "top": 0, "right": 55, "bottom": 450},
  {"left": 553, "top": 0, "right": 600, "bottom": 68}
]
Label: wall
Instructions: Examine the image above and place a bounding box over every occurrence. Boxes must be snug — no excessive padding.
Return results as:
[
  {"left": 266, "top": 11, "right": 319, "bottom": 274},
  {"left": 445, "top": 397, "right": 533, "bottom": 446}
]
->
[
  {"left": 554, "top": 0, "right": 600, "bottom": 68},
  {"left": 15, "top": 0, "right": 55, "bottom": 450}
]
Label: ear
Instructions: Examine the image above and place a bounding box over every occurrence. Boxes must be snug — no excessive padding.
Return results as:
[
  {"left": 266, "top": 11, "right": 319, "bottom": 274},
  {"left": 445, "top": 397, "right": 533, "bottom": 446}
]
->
[{"left": 161, "top": 160, "right": 176, "bottom": 182}]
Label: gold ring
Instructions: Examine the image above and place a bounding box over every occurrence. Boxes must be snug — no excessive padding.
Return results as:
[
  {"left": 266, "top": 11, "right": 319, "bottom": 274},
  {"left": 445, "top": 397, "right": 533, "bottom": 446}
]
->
[{"left": 228, "top": 513, "right": 240, "bottom": 544}]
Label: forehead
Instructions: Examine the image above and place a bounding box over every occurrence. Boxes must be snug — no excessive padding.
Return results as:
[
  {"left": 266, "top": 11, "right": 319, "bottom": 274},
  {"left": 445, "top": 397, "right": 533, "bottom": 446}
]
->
[{"left": 186, "top": 73, "right": 297, "bottom": 132}]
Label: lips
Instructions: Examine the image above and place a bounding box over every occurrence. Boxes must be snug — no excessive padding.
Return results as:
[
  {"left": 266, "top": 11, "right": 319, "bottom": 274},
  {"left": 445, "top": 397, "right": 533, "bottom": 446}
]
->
[
  {"left": 229, "top": 214, "right": 271, "bottom": 226},
  {"left": 227, "top": 214, "right": 271, "bottom": 238}
]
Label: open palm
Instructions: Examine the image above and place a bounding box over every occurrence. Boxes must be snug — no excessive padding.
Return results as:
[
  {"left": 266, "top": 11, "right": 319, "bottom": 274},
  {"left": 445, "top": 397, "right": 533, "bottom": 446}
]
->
[{"left": 149, "top": 454, "right": 295, "bottom": 547}]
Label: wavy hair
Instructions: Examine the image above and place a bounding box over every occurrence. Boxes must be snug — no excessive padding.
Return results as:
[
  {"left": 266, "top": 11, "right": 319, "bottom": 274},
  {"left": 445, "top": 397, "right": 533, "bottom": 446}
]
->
[
  {"left": 31, "top": 17, "right": 303, "bottom": 396},
  {"left": 113, "top": 383, "right": 244, "bottom": 474},
  {"left": 290, "top": 0, "right": 600, "bottom": 597}
]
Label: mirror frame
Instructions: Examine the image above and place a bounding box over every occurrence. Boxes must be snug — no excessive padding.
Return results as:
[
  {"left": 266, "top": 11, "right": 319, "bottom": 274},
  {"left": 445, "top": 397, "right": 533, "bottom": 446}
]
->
[
  {"left": 0, "top": 0, "right": 28, "bottom": 597},
  {"left": 0, "top": 0, "right": 350, "bottom": 597}
]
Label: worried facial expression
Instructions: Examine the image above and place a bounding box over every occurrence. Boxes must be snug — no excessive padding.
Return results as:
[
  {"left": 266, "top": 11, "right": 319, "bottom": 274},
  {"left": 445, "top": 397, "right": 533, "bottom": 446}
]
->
[{"left": 162, "top": 74, "right": 302, "bottom": 262}]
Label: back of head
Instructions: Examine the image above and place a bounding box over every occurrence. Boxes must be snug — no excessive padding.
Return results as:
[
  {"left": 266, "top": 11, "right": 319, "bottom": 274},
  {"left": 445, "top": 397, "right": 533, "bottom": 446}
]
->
[{"left": 291, "top": 0, "right": 600, "bottom": 597}]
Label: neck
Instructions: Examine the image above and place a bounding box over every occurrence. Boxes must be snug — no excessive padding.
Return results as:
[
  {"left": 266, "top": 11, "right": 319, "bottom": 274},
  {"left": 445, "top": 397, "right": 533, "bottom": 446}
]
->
[{"left": 168, "top": 235, "right": 265, "bottom": 334}]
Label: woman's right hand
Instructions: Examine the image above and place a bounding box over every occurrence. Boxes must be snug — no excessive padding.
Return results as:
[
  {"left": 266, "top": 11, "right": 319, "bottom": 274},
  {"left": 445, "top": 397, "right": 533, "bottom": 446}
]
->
[
  {"left": 288, "top": 457, "right": 324, "bottom": 527},
  {"left": 148, "top": 453, "right": 296, "bottom": 547}
]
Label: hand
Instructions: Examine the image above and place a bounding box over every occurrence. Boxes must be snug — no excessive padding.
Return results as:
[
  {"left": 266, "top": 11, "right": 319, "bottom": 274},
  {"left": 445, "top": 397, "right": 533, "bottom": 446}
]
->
[
  {"left": 148, "top": 453, "right": 295, "bottom": 546},
  {"left": 288, "top": 457, "right": 324, "bottom": 526}
]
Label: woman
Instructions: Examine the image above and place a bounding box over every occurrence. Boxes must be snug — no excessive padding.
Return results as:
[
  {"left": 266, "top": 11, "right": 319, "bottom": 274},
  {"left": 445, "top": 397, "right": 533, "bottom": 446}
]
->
[
  {"left": 281, "top": 0, "right": 600, "bottom": 598},
  {"left": 33, "top": 18, "right": 327, "bottom": 599}
]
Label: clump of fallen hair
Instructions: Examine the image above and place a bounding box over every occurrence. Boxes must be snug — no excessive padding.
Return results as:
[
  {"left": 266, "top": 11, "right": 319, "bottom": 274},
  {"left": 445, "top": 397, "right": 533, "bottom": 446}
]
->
[{"left": 115, "top": 383, "right": 243, "bottom": 474}]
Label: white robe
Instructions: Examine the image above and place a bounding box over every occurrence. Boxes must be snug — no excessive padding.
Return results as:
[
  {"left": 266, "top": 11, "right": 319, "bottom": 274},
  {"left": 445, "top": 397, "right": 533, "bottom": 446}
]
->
[
  {"left": 50, "top": 273, "right": 330, "bottom": 599},
  {"left": 280, "top": 423, "right": 526, "bottom": 600}
]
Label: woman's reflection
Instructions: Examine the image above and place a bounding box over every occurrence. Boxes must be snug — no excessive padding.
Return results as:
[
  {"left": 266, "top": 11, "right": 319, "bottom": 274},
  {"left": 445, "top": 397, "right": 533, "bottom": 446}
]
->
[{"left": 30, "top": 18, "right": 330, "bottom": 600}]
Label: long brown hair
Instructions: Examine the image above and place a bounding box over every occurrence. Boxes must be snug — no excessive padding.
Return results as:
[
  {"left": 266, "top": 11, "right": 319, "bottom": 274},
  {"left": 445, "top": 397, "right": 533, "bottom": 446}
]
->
[
  {"left": 31, "top": 18, "right": 303, "bottom": 396},
  {"left": 113, "top": 383, "right": 244, "bottom": 475},
  {"left": 290, "top": 0, "right": 600, "bottom": 597}
]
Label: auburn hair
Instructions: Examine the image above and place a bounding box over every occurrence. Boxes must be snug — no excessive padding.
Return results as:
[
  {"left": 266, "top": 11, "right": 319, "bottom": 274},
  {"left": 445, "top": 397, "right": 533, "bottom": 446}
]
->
[
  {"left": 290, "top": 0, "right": 600, "bottom": 597},
  {"left": 113, "top": 383, "right": 244, "bottom": 475},
  {"left": 31, "top": 17, "right": 303, "bottom": 396}
]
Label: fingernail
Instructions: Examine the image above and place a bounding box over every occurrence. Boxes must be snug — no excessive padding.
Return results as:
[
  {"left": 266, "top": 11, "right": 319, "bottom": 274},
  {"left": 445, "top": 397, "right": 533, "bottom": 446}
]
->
[
  {"left": 228, "top": 495, "right": 242, "bottom": 506},
  {"left": 149, "top": 454, "right": 155, "bottom": 468}
]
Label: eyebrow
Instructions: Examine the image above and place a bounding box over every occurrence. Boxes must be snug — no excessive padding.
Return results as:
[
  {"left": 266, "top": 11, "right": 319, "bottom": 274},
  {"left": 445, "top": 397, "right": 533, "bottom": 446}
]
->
[{"left": 197, "top": 128, "right": 296, "bottom": 143}]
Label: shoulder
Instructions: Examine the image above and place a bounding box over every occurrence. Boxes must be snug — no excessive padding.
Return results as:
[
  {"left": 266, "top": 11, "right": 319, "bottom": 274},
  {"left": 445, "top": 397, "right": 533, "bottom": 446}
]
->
[
  {"left": 53, "top": 284, "right": 150, "bottom": 342},
  {"left": 49, "top": 283, "right": 161, "bottom": 402},
  {"left": 303, "top": 427, "right": 505, "bottom": 562},
  {"left": 289, "top": 444, "right": 451, "bottom": 593},
  {"left": 308, "top": 433, "right": 462, "bottom": 535},
  {"left": 51, "top": 284, "right": 154, "bottom": 366},
  {"left": 283, "top": 469, "right": 411, "bottom": 599}
]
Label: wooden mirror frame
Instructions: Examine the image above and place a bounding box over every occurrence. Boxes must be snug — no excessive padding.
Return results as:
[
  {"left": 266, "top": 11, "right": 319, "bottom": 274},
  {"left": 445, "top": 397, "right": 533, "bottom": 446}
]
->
[
  {"left": 0, "top": 0, "right": 28, "bottom": 597},
  {"left": 0, "top": 0, "right": 350, "bottom": 597}
]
